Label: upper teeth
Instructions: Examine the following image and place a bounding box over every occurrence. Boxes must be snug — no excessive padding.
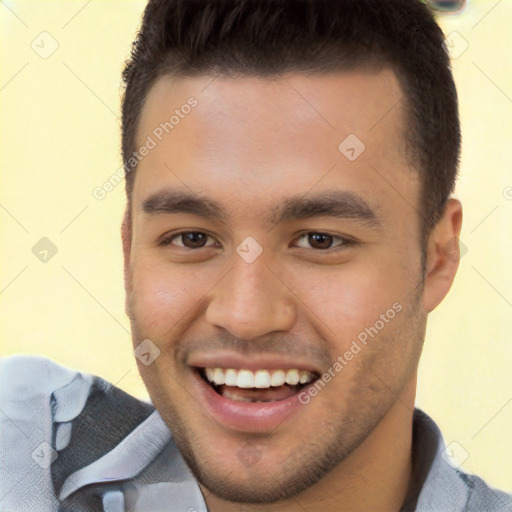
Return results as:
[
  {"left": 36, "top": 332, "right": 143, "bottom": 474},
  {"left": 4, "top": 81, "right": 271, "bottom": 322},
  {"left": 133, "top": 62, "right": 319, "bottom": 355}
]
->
[{"left": 203, "top": 367, "right": 315, "bottom": 388}]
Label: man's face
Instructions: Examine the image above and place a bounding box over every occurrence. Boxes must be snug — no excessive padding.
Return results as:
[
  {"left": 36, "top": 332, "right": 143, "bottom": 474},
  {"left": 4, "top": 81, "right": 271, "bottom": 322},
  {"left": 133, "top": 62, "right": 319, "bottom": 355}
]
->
[{"left": 125, "top": 70, "right": 428, "bottom": 503}]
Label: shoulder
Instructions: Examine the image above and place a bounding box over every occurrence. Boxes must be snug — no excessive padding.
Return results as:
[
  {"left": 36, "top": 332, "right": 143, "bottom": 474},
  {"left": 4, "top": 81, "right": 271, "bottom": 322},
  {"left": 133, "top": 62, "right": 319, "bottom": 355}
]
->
[
  {"left": 411, "top": 409, "right": 512, "bottom": 511},
  {"left": 0, "top": 354, "right": 86, "bottom": 402},
  {"left": 0, "top": 354, "right": 157, "bottom": 510},
  {"left": 457, "top": 471, "right": 512, "bottom": 511},
  {"left": 0, "top": 353, "right": 154, "bottom": 444}
]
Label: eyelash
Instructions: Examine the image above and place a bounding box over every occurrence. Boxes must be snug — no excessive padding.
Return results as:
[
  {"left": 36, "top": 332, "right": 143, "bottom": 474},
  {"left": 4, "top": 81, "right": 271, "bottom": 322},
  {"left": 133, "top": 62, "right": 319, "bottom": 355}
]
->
[{"left": 159, "top": 230, "right": 355, "bottom": 251}]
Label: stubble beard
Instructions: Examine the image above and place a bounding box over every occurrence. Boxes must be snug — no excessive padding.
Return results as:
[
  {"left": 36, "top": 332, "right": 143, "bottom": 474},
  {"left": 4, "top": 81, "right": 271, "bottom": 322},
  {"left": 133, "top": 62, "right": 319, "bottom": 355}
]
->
[{"left": 126, "top": 284, "right": 426, "bottom": 505}]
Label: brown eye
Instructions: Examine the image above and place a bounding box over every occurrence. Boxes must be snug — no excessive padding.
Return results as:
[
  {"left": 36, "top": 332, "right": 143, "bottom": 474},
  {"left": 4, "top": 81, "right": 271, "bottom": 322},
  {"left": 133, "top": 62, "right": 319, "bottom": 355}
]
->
[
  {"left": 162, "top": 231, "right": 218, "bottom": 249},
  {"left": 181, "top": 232, "right": 208, "bottom": 248},
  {"left": 294, "top": 232, "right": 348, "bottom": 250},
  {"left": 308, "top": 233, "right": 333, "bottom": 249}
]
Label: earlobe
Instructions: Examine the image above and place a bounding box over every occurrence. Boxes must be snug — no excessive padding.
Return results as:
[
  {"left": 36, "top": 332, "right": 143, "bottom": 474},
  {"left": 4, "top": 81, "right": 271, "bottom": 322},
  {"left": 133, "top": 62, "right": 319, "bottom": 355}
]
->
[{"left": 422, "top": 198, "right": 463, "bottom": 313}]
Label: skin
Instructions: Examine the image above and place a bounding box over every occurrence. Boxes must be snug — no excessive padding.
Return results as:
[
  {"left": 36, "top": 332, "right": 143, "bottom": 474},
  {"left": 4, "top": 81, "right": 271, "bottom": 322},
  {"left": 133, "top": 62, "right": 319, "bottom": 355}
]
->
[{"left": 122, "top": 70, "right": 462, "bottom": 511}]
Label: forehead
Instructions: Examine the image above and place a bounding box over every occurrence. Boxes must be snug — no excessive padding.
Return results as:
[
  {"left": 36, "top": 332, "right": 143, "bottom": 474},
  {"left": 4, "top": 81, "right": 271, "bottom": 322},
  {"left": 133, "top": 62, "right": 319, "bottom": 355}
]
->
[{"left": 133, "top": 70, "right": 416, "bottom": 222}]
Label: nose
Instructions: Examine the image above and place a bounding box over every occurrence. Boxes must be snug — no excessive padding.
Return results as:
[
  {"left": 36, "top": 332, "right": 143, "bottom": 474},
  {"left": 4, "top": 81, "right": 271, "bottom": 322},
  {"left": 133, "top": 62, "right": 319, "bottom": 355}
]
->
[{"left": 205, "top": 255, "right": 297, "bottom": 340}]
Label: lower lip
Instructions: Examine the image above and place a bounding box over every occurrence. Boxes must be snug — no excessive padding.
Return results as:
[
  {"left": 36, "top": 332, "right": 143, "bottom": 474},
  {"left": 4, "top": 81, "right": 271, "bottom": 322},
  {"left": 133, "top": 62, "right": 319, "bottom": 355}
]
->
[{"left": 190, "top": 369, "right": 311, "bottom": 432}]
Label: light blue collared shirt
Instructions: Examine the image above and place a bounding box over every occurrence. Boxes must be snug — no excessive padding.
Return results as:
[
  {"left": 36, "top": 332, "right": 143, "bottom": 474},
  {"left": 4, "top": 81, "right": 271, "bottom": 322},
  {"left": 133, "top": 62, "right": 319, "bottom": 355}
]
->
[{"left": 1, "top": 355, "right": 511, "bottom": 511}]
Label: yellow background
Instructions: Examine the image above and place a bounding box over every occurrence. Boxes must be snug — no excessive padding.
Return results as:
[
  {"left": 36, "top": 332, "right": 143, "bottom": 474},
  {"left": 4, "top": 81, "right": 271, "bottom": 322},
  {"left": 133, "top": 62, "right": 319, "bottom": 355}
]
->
[{"left": 1, "top": 0, "right": 511, "bottom": 492}]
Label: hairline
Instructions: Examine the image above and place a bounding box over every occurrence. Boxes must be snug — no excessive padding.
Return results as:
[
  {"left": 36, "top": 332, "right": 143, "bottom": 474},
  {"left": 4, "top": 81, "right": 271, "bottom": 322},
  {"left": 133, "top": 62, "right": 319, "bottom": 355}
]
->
[{"left": 126, "top": 60, "right": 420, "bottom": 191}]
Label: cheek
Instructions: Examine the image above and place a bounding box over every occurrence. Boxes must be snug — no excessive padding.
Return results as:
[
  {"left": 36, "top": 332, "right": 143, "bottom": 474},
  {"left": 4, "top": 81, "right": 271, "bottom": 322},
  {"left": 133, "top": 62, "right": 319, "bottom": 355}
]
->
[
  {"left": 129, "top": 258, "right": 204, "bottom": 337},
  {"left": 291, "top": 261, "right": 412, "bottom": 341}
]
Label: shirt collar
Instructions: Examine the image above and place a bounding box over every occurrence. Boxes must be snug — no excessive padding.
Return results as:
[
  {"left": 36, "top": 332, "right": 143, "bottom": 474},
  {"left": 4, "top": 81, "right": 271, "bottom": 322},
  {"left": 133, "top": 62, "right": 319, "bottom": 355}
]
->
[
  {"left": 58, "top": 410, "right": 172, "bottom": 500},
  {"left": 59, "top": 405, "right": 469, "bottom": 511},
  {"left": 408, "top": 408, "right": 469, "bottom": 511}
]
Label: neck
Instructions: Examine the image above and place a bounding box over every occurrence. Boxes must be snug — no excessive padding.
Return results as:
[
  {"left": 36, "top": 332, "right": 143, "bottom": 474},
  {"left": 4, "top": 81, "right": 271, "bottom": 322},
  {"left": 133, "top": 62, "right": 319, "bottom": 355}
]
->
[{"left": 203, "top": 377, "right": 417, "bottom": 512}]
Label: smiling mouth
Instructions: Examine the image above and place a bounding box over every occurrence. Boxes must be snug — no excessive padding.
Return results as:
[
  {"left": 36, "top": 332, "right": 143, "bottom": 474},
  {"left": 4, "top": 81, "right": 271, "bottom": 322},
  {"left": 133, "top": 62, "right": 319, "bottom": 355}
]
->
[{"left": 196, "top": 367, "right": 320, "bottom": 403}]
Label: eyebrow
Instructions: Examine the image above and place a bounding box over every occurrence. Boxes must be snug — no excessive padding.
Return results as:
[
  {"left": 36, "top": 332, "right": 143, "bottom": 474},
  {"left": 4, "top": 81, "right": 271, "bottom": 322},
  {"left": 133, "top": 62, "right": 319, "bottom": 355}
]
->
[
  {"left": 142, "top": 190, "right": 226, "bottom": 221},
  {"left": 141, "top": 189, "right": 380, "bottom": 229},
  {"left": 272, "top": 191, "right": 380, "bottom": 228}
]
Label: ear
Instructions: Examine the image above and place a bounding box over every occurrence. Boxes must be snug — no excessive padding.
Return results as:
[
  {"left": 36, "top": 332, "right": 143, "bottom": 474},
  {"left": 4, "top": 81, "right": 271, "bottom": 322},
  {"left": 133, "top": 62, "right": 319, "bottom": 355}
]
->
[
  {"left": 422, "top": 198, "right": 463, "bottom": 313},
  {"left": 121, "top": 206, "right": 133, "bottom": 315}
]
